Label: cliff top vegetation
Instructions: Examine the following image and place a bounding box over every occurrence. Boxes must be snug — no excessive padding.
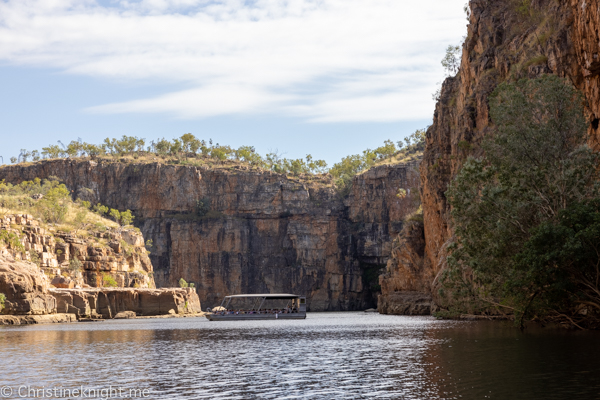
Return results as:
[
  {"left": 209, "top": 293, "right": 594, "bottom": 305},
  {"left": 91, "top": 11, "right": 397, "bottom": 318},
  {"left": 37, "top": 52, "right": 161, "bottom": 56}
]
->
[
  {"left": 2, "top": 130, "right": 425, "bottom": 195},
  {"left": 0, "top": 177, "right": 138, "bottom": 254}
]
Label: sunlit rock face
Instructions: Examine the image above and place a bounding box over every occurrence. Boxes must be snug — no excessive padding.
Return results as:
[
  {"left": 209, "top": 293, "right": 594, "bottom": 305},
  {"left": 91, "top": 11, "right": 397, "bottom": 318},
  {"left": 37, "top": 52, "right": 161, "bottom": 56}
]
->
[
  {"left": 50, "top": 287, "right": 201, "bottom": 318},
  {"left": 378, "top": 0, "right": 600, "bottom": 314},
  {"left": 0, "top": 160, "right": 419, "bottom": 311},
  {"left": 0, "top": 213, "right": 154, "bottom": 289},
  {"left": 0, "top": 254, "right": 56, "bottom": 315}
]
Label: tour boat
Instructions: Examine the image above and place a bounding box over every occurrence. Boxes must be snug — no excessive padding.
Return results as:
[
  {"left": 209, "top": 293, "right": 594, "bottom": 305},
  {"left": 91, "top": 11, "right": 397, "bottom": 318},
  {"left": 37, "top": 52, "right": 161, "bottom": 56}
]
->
[{"left": 206, "top": 293, "right": 307, "bottom": 321}]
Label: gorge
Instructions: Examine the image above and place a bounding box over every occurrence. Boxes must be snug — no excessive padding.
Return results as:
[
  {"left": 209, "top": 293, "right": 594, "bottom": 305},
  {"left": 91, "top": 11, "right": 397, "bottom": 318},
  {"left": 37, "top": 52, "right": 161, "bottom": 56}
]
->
[
  {"left": 0, "top": 159, "right": 420, "bottom": 311},
  {"left": 3, "top": 0, "right": 600, "bottom": 318}
]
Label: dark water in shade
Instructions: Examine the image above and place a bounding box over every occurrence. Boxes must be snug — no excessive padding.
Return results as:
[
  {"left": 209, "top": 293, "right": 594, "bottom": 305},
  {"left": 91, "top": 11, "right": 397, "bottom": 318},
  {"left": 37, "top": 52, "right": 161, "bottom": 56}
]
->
[{"left": 0, "top": 312, "right": 599, "bottom": 400}]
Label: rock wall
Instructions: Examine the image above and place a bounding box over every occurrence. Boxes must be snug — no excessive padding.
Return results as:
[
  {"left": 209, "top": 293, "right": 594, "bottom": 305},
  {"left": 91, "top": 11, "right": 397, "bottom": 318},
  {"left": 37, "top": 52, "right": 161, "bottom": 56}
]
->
[
  {"left": 0, "top": 214, "right": 154, "bottom": 289},
  {"left": 0, "top": 160, "right": 420, "bottom": 311},
  {"left": 380, "top": 0, "right": 600, "bottom": 314},
  {"left": 0, "top": 254, "right": 56, "bottom": 315},
  {"left": 378, "top": 219, "right": 432, "bottom": 315},
  {"left": 51, "top": 287, "right": 201, "bottom": 318},
  {"left": 0, "top": 251, "right": 200, "bottom": 320}
]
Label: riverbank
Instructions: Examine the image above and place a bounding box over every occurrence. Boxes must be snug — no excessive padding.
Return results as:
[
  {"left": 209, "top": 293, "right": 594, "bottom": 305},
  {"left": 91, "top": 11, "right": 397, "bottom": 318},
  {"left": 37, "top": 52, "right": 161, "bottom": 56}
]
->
[
  {"left": 0, "top": 311, "right": 208, "bottom": 326},
  {"left": 0, "top": 313, "right": 77, "bottom": 325}
]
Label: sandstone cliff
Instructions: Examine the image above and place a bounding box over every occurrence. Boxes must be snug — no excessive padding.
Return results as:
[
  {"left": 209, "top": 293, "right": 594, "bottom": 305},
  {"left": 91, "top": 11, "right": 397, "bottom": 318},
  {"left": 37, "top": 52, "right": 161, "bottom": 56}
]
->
[
  {"left": 0, "top": 214, "right": 154, "bottom": 289},
  {"left": 0, "top": 254, "right": 56, "bottom": 315},
  {"left": 0, "top": 245, "right": 201, "bottom": 324},
  {"left": 51, "top": 287, "right": 201, "bottom": 318},
  {"left": 380, "top": 0, "right": 600, "bottom": 313},
  {"left": 378, "top": 216, "right": 432, "bottom": 315},
  {"left": 0, "top": 160, "right": 420, "bottom": 310}
]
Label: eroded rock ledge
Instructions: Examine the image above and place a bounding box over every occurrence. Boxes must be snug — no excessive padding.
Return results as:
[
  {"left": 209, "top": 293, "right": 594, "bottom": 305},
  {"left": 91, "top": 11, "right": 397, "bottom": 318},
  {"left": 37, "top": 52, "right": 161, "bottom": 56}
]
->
[
  {"left": 51, "top": 287, "right": 202, "bottom": 319},
  {"left": 377, "top": 292, "right": 432, "bottom": 316},
  {"left": 0, "top": 254, "right": 56, "bottom": 315},
  {"left": 0, "top": 253, "right": 202, "bottom": 324}
]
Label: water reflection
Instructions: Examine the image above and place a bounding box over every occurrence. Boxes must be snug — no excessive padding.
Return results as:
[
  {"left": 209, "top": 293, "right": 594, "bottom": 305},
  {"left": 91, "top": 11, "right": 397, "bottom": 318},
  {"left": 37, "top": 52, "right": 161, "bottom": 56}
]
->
[
  {"left": 0, "top": 313, "right": 598, "bottom": 399},
  {"left": 422, "top": 321, "right": 600, "bottom": 399}
]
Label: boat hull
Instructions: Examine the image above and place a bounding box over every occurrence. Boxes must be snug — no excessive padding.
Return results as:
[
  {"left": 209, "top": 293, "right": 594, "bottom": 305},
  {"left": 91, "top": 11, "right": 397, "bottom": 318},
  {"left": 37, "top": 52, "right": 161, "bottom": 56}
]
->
[{"left": 206, "top": 313, "right": 306, "bottom": 321}]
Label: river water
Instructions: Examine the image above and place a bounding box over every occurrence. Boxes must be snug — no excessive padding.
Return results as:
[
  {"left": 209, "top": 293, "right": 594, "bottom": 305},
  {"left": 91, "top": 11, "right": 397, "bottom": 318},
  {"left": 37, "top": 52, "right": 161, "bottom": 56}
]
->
[{"left": 0, "top": 312, "right": 599, "bottom": 400}]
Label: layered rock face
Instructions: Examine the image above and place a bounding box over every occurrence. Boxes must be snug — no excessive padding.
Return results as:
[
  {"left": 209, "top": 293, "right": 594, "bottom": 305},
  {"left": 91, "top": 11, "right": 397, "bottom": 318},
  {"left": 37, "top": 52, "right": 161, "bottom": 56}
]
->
[
  {"left": 51, "top": 287, "right": 201, "bottom": 318},
  {"left": 0, "top": 254, "right": 56, "bottom": 315},
  {"left": 378, "top": 0, "right": 600, "bottom": 314},
  {"left": 0, "top": 160, "right": 420, "bottom": 310},
  {"left": 378, "top": 219, "right": 432, "bottom": 315},
  {"left": 0, "top": 214, "right": 154, "bottom": 289}
]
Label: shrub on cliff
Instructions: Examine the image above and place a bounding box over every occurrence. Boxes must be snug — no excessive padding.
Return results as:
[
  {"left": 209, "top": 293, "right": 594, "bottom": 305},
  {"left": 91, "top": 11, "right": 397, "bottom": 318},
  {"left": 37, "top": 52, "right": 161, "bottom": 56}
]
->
[
  {"left": 102, "top": 273, "right": 118, "bottom": 288},
  {"left": 0, "top": 230, "right": 25, "bottom": 253},
  {"left": 0, "top": 293, "right": 5, "bottom": 312},
  {"left": 330, "top": 133, "right": 425, "bottom": 195},
  {"left": 196, "top": 198, "right": 210, "bottom": 217},
  {"left": 108, "top": 208, "right": 134, "bottom": 227},
  {"left": 441, "top": 45, "right": 461, "bottom": 76},
  {"left": 37, "top": 185, "right": 70, "bottom": 224},
  {"left": 442, "top": 75, "right": 600, "bottom": 328}
]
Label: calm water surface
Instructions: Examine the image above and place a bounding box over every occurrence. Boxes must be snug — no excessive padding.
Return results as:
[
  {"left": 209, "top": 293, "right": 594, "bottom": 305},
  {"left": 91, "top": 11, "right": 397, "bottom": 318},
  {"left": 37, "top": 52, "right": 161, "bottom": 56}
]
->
[{"left": 0, "top": 312, "right": 599, "bottom": 399}]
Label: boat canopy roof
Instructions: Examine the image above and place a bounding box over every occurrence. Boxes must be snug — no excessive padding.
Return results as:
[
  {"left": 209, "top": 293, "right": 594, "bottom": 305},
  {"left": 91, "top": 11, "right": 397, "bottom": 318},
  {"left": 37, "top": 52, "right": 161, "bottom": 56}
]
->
[{"left": 224, "top": 294, "right": 303, "bottom": 299}]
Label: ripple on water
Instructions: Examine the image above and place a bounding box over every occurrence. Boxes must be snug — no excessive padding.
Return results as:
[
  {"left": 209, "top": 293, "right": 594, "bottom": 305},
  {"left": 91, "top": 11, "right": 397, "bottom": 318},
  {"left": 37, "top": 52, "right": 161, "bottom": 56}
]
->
[{"left": 0, "top": 313, "right": 599, "bottom": 400}]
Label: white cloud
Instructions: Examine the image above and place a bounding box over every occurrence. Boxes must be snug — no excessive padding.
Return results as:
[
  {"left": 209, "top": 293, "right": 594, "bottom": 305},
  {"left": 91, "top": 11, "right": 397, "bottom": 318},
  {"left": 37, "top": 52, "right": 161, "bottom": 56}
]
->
[{"left": 0, "top": 0, "right": 467, "bottom": 122}]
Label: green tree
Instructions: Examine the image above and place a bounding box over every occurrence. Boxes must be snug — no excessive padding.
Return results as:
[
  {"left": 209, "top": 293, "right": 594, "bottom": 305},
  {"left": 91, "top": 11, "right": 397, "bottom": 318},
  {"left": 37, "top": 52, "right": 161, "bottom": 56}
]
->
[
  {"left": 102, "top": 137, "right": 117, "bottom": 156},
  {"left": 66, "top": 141, "right": 83, "bottom": 157},
  {"left": 374, "top": 140, "right": 397, "bottom": 160},
  {"left": 179, "top": 278, "right": 189, "bottom": 288},
  {"left": 102, "top": 273, "right": 118, "bottom": 288},
  {"left": 180, "top": 133, "right": 201, "bottom": 155},
  {"left": 210, "top": 145, "right": 233, "bottom": 161},
  {"left": 93, "top": 203, "right": 109, "bottom": 216},
  {"left": 399, "top": 129, "right": 426, "bottom": 153},
  {"left": 196, "top": 198, "right": 210, "bottom": 217},
  {"left": 236, "top": 146, "right": 264, "bottom": 166},
  {"left": 41, "top": 145, "right": 63, "bottom": 159},
  {"left": 443, "top": 75, "right": 598, "bottom": 327},
  {"left": 73, "top": 210, "right": 88, "bottom": 234},
  {"left": 37, "top": 185, "right": 71, "bottom": 223},
  {"left": 154, "top": 138, "right": 171, "bottom": 157},
  {"left": 441, "top": 45, "right": 461, "bottom": 76},
  {"left": 0, "top": 293, "right": 5, "bottom": 312},
  {"left": 511, "top": 200, "right": 600, "bottom": 328},
  {"left": 19, "top": 149, "right": 31, "bottom": 163},
  {"left": 109, "top": 208, "right": 121, "bottom": 223},
  {"left": 119, "top": 210, "right": 134, "bottom": 226},
  {"left": 83, "top": 143, "right": 105, "bottom": 159}
]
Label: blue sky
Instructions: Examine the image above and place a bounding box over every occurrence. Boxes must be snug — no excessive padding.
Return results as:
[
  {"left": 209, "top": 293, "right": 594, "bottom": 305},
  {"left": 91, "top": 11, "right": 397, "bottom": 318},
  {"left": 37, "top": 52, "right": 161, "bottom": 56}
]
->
[{"left": 0, "top": 0, "right": 467, "bottom": 166}]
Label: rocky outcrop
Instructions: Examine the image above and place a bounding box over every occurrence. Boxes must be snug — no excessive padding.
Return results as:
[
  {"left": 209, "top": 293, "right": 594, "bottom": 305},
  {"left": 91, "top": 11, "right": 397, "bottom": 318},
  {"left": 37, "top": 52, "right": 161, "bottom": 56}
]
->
[
  {"left": 0, "top": 254, "right": 56, "bottom": 315},
  {"left": 378, "top": 218, "right": 433, "bottom": 314},
  {"left": 380, "top": 0, "right": 600, "bottom": 314},
  {"left": 0, "top": 214, "right": 154, "bottom": 288},
  {"left": 377, "top": 291, "right": 432, "bottom": 315},
  {"left": 0, "top": 314, "right": 77, "bottom": 325},
  {"left": 50, "top": 287, "right": 201, "bottom": 318},
  {"left": 0, "top": 160, "right": 420, "bottom": 310}
]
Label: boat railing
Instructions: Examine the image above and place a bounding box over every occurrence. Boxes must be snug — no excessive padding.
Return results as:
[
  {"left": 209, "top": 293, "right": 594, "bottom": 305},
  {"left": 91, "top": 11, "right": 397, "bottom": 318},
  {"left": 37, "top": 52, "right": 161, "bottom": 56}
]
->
[{"left": 211, "top": 308, "right": 301, "bottom": 315}]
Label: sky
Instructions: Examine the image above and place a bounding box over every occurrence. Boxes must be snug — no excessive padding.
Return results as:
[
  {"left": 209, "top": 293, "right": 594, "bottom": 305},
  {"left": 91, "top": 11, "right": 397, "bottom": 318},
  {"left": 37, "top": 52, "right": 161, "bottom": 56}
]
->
[{"left": 0, "top": 0, "right": 468, "bottom": 166}]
